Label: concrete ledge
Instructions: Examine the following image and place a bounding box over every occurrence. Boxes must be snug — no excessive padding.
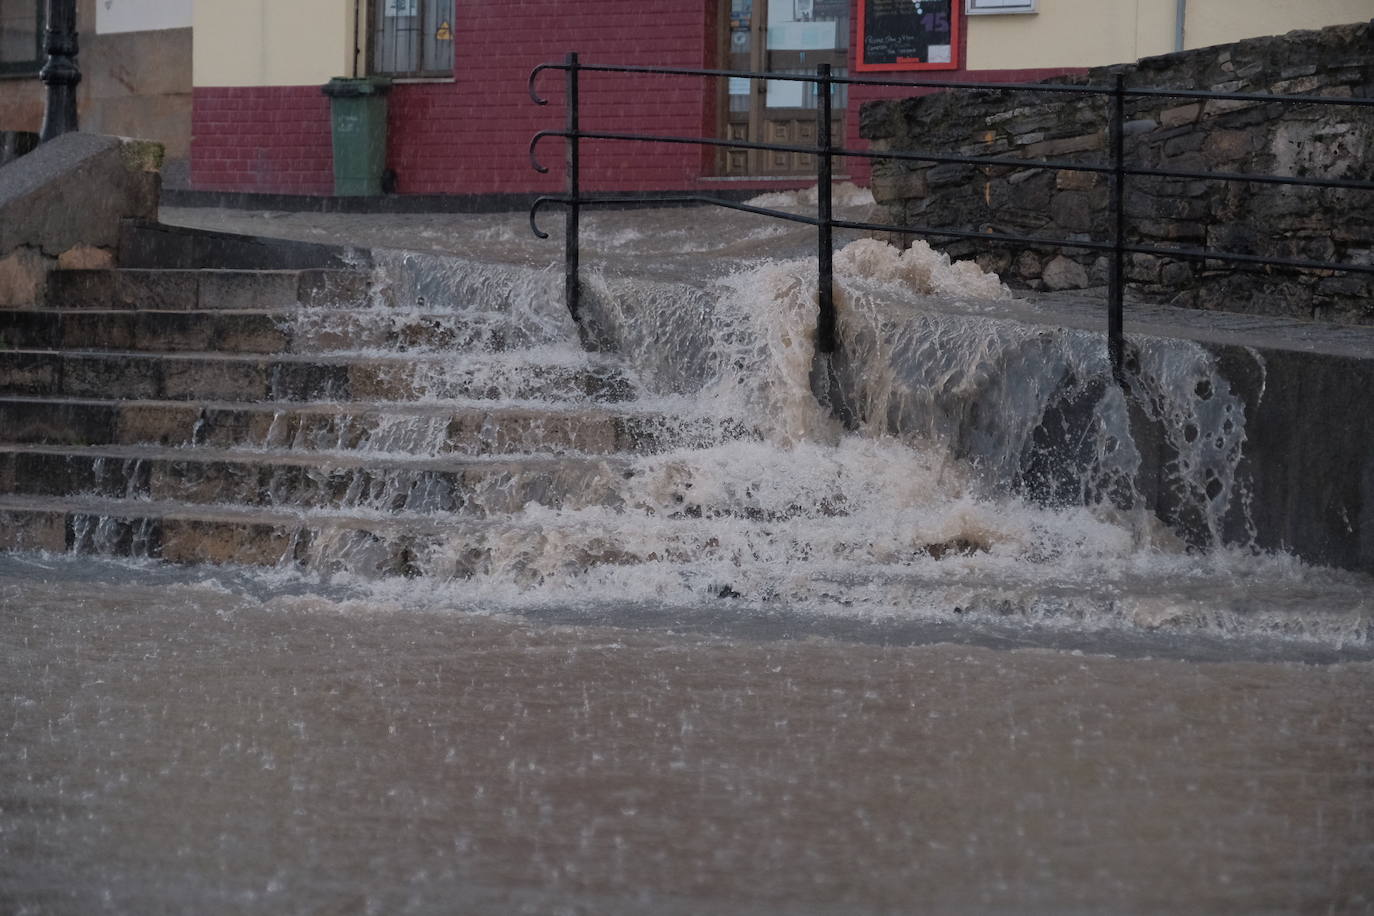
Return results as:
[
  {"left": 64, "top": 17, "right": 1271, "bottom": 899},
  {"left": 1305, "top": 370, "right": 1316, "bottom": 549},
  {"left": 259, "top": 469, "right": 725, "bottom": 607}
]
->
[
  {"left": 0, "top": 132, "right": 163, "bottom": 306},
  {"left": 162, "top": 187, "right": 778, "bottom": 215},
  {"left": 118, "top": 219, "right": 369, "bottom": 271},
  {"left": 829, "top": 290, "right": 1374, "bottom": 575}
]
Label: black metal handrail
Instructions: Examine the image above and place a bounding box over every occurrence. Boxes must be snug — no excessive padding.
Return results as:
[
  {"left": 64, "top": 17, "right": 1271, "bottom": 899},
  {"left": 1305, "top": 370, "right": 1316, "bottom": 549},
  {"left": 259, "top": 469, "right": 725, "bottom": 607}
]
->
[{"left": 529, "top": 54, "right": 1374, "bottom": 380}]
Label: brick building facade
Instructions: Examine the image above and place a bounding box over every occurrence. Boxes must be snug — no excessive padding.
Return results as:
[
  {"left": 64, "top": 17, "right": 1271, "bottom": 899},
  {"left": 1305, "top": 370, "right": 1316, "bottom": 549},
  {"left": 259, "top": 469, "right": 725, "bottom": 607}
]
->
[
  {"left": 1, "top": 0, "right": 1339, "bottom": 200},
  {"left": 189, "top": 1, "right": 1075, "bottom": 198}
]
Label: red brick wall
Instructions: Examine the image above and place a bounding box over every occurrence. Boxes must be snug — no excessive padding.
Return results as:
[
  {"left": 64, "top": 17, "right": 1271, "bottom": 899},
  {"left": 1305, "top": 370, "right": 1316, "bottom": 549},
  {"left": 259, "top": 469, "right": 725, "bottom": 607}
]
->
[
  {"left": 191, "top": 86, "right": 334, "bottom": 194},
  {"left": 387, "top": 0, "right": 721, "bottom": 194},
  {"left": 189, "top": 2, "right": 1082, "bottom": 196}
]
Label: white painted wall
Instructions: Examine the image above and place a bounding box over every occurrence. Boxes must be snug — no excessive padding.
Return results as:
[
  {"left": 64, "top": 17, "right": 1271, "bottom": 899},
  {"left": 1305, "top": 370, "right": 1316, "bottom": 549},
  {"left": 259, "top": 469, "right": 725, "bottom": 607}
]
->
[
  {"left": 966, "top": 0, "right": 1374, "bottom": 71},
  {"left": 95, "top": 0, "right": 194, "bottom": 35},
  {"left": 193, "top": 0, "right": 359, "bottom": 88}
]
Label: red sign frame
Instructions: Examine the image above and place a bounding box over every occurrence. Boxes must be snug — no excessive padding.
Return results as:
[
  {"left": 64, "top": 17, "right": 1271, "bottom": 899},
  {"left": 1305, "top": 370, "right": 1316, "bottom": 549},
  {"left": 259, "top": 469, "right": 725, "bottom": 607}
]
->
[{"left": 855, "top": 0, "right": 962, "bottom": 72}]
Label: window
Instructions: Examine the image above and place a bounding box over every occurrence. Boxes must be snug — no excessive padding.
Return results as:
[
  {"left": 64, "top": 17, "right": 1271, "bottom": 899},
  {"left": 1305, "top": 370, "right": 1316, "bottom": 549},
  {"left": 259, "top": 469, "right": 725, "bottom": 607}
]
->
[
  {"left": 0, "top": 0, "right": 43, "bottom": 77},
  {"left": 966, "top": 0, "right": 1037, "bottom": 14},
  {"left": 370, "top": 0, "right": 455, "bottom": 78}
]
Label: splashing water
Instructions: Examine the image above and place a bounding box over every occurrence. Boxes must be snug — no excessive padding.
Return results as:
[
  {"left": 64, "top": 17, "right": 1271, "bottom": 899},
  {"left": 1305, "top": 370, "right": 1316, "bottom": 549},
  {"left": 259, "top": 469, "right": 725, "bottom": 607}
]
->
[{"left": 262, "top": 232, "right": 1368, "bottom": 648}]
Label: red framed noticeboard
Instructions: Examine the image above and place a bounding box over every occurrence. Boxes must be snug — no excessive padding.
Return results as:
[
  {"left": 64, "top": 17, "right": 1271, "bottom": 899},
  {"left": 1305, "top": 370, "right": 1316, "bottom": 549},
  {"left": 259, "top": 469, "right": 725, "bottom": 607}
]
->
[{"left": 856, "top": 0, "right": 961, "bottom": 71}]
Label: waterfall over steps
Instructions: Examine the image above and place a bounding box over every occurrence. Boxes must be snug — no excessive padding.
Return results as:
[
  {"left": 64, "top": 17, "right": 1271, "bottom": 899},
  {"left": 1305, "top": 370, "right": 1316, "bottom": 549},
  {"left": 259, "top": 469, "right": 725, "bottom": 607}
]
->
[{"left": 0, "top": 240, "right": 1369, "bottom": 647}]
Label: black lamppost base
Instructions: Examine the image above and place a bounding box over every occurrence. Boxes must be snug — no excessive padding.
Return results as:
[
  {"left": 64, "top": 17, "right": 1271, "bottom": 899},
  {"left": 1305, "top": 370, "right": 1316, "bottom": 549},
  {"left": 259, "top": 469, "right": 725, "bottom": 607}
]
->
[{"left": 39, "top": 0, "right": 80, "bottom": 142}]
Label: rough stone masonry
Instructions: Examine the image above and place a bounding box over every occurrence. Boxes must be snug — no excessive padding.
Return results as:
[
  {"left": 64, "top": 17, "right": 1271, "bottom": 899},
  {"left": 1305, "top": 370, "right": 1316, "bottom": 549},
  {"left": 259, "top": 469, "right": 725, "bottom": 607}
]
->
[{"left": 860, "top": 21, "right": 1374, "bottom": 325}]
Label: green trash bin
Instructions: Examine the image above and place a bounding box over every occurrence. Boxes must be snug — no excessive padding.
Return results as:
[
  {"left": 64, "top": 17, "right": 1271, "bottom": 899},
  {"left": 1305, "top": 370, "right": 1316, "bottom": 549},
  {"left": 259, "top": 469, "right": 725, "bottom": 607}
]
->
[{"left": 322, "top": 77, "right": 391, "bottom": 197}]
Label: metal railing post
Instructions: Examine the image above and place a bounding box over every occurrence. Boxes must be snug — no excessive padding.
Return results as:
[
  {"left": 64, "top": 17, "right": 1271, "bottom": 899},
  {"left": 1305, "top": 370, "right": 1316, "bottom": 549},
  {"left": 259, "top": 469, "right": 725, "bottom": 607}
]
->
[
  {"left": 565, "top": 52, "right": 581, "bottom": 321},
  {"left": 1107, "top": 72, "right": 1126, "bottom": 384},
  {"left": 816, "top": 63, "right": 836, "bottom": 355}
]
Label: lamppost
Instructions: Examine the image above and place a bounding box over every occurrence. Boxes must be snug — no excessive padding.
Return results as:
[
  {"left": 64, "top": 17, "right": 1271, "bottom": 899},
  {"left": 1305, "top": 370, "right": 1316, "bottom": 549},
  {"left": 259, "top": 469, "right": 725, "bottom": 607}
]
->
[{"left": 39, "top": 0, "right": 80, "bottom": 141}]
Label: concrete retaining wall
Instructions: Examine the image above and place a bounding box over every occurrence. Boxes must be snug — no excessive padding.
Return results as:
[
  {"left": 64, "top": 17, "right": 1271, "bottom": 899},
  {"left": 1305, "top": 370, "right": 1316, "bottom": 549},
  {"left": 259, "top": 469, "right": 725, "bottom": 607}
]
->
[{"left": 827, "top": 292, "right": 1374, "bottom": 575}]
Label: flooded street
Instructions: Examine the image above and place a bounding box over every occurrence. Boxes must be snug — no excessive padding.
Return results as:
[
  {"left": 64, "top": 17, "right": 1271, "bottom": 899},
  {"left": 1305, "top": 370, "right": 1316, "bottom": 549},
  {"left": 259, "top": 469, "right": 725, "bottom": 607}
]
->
[
  {"left": 2, "top": 198, "right": 1371, "bottom": 912},
  {"left": 3, "top": 557, "right": 1372, "bottom": 915}
]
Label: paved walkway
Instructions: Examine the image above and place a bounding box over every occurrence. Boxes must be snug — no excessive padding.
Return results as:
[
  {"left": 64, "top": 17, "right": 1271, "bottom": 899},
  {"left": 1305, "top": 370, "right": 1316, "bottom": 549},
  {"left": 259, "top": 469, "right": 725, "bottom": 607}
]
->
[{"left": 162, "top": 201, "right": 1374, "bottom": 360}]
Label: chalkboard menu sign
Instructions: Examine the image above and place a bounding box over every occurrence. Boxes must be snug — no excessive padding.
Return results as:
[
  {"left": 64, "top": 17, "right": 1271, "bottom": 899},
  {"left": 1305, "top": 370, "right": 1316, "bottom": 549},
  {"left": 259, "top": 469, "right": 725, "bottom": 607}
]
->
[{"left": 856, "top": 0, "right": 961, "bottom": 71}]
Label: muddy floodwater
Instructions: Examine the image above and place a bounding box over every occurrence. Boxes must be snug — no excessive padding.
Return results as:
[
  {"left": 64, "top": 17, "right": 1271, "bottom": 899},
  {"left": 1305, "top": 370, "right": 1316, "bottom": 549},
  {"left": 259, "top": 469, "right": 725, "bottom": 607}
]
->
[{"left": 2, "top": 556, "right": 1371, "bottom": 915}]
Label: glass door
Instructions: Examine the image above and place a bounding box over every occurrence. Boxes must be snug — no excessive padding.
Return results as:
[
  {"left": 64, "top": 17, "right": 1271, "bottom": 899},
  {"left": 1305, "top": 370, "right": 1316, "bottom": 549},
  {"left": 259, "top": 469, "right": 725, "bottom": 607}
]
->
[{"left": 720, "top": 0, "right": 848, "bottom": 177}]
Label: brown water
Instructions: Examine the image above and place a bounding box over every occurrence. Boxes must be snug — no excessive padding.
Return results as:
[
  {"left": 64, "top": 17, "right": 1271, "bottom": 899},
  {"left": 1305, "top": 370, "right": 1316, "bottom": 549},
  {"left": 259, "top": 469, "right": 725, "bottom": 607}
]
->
[{"left": 3, "top": 557, "right": 1371, "bottom": 915}]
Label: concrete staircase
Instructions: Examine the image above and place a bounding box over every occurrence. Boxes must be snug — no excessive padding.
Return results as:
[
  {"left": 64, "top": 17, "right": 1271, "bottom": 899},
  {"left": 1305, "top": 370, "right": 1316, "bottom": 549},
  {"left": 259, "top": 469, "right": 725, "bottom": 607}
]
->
[{"left": 0, "top": 251, "right": 738, "bottom": 579}]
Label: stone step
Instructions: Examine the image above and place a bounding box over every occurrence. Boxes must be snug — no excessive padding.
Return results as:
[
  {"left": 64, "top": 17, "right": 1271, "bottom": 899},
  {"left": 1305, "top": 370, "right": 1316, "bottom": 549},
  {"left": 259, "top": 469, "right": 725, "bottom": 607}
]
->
[
  {"left": 0, "top": 308, "right": 544, "bottom": 354},
  {"left": 46, "top": 268, "right": 373, "bottom": 311},
  {"left": 0, "top": 396, "right": 749, "bottom": 456},
  {"left": 0, "top": 349, "right": 637, "bottom": 403},
  {"left": 0, "top": 494, "right": 718, "bottom": 579},
  {"left": 0, "top": 443, "right": 633, "bottom": 515}
]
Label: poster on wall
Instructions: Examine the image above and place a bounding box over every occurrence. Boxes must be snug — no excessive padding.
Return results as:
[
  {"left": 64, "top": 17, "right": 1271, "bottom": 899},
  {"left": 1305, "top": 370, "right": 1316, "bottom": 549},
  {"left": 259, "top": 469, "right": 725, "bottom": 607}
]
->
[
  {"left": 856, "top": 0, "right": 960, "bottom": 71},
  {"left": 95, "top": 0, "right": 193, "bottom": 35}
]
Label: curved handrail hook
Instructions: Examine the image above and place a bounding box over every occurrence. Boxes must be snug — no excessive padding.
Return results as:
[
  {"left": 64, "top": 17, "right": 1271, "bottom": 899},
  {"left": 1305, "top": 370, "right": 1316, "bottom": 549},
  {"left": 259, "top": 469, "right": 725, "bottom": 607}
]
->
[
  {"left": 528, "top": 63, "right": 561, "bottom": 106},
  {"left": 528, "top": 130, "right": 562, "bottom": 174},
  {"left": 528, "top": 196, "right": 566, "bottom": 240}
]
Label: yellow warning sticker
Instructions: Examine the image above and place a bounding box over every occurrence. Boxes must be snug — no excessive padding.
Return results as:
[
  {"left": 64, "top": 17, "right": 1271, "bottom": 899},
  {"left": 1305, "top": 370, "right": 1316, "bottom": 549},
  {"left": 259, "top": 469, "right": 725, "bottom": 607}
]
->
[{"left": 436, "top": 20, "right": 452, "bottom": 40}]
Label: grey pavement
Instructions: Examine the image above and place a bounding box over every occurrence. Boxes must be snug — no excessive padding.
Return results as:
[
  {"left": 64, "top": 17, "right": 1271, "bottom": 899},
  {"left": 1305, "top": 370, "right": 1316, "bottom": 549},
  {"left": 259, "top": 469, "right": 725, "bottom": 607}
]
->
[{"left": 162, "top": 200, "right": 1374, "bottom": 360}]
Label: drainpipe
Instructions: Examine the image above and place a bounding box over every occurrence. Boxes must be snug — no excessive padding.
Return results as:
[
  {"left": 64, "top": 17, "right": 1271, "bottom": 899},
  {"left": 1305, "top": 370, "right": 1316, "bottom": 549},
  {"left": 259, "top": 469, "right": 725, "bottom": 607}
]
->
[
  {"left": 353, "top": 0, "right": 362, "bottom": 78},
  {"left": 1174, "top": 0, "right": 1187, "bottom": 52}
]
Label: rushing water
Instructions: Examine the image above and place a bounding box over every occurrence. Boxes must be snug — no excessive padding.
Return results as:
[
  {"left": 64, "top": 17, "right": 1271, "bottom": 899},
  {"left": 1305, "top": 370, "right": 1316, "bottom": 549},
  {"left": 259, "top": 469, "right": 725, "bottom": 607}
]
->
[
  {"left": 2, "top": 197, "right": 1372, "bottom": 912},
  {"left": 2, "top": 556, "right": 1372, "bottom": 915}
]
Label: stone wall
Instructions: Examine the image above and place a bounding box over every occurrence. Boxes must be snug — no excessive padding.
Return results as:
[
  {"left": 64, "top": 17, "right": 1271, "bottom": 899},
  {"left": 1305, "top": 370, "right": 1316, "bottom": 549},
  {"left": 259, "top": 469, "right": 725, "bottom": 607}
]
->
[{"left": 860, "top": 21, "right": 1374, "bottom": 324}]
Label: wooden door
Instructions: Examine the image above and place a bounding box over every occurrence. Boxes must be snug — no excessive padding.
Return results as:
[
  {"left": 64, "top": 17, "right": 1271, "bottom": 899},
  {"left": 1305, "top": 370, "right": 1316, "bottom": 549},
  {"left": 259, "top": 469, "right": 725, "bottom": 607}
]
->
[{"left": 720, "top": 0, "right": 849, "bottom": 177}]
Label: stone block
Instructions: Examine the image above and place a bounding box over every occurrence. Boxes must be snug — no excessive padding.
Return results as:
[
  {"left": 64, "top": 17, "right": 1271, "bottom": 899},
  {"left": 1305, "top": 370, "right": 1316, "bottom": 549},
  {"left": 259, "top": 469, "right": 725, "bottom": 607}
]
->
[
  {"left": 200, "top": 271, "right": 299, "bottom": 310},
  {"left": 0, "top": 398, "right": 116, "bottom": 445},
  {"left": 0, "top": 352, "right": 59, "bottom": 395},
  {"left": 116, "top": 403, "right": 201, "bottom": 445},
  {"left": 61, "top": 312, "right": 135, "bottom": 350},
  {"left": 299, "top": 270, "right": 373, "bottom": 308},
  {"left": 62, "top": 355, "right": 160, "bottom": 400},
  {"left": 1014, "top": 251, "right": 1043, "bottom": 280},
  {"left": 0, "top": 509, "right": 65, "bottom": 553},
  {"left": 1202, "top": 97, "right": 1265, "bottom": 119},
  {"left": 117, "top": 271, "right": 199, "bottom": 310},
  {"left": 1049, "top": 191, "right": 1095, "bottom": 232},
  {"left": 162, "top": 359, "right": 268, "bottom": 402},
  {"left": 1271, "top": 75, "right": 1321, "bottom": 95},
  {"left": 1203, "top": 130, "right": 1253, "bottom": 165},
  {"left": 56, "top": 245, "right": 116, "bottom": 271},
  {"left": 1160, "top": 260, "right": 1196, "bottom": 288},
  {"left": 131, "top": 311, "right": 213, "bottom": 351},
  {"left": 159, "top": 519, "right": 298, "bottom": 567},
  {"left": 1135, "top": 220, "right": 1206, "bottom": 243},
  {"left": 927, "top": 163, "right": 976, "bottom": 188},
  {"left": 1127, "top": 253, "right": 1163, "bottom": 283},
  {"left": 1055, "top": 170, "right": 1099, "bottom": 191},
  {"left": 1159, "top": 104, "right": 1201, "bottom": 128},
  {"left": 1162, "top": 132, "right": 1205, "bottom": 158},
  {"left": 215, "top": 315, "right": 290, "bottom": 354},
  {"left": 870, "top": 168, "right": 928, "bottom": 205},
  {"left": 1024, "top": 132, "right": 1104, "bottom": 159},
  {"left": 0, "top": 246, "right": 49, "bottom": 308},
  {"left": 1041, "top": 256, "right": 1090, "bottom": 291},
  {"left": 46, "top": 270, "right": 121, "bottom": 309}
]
